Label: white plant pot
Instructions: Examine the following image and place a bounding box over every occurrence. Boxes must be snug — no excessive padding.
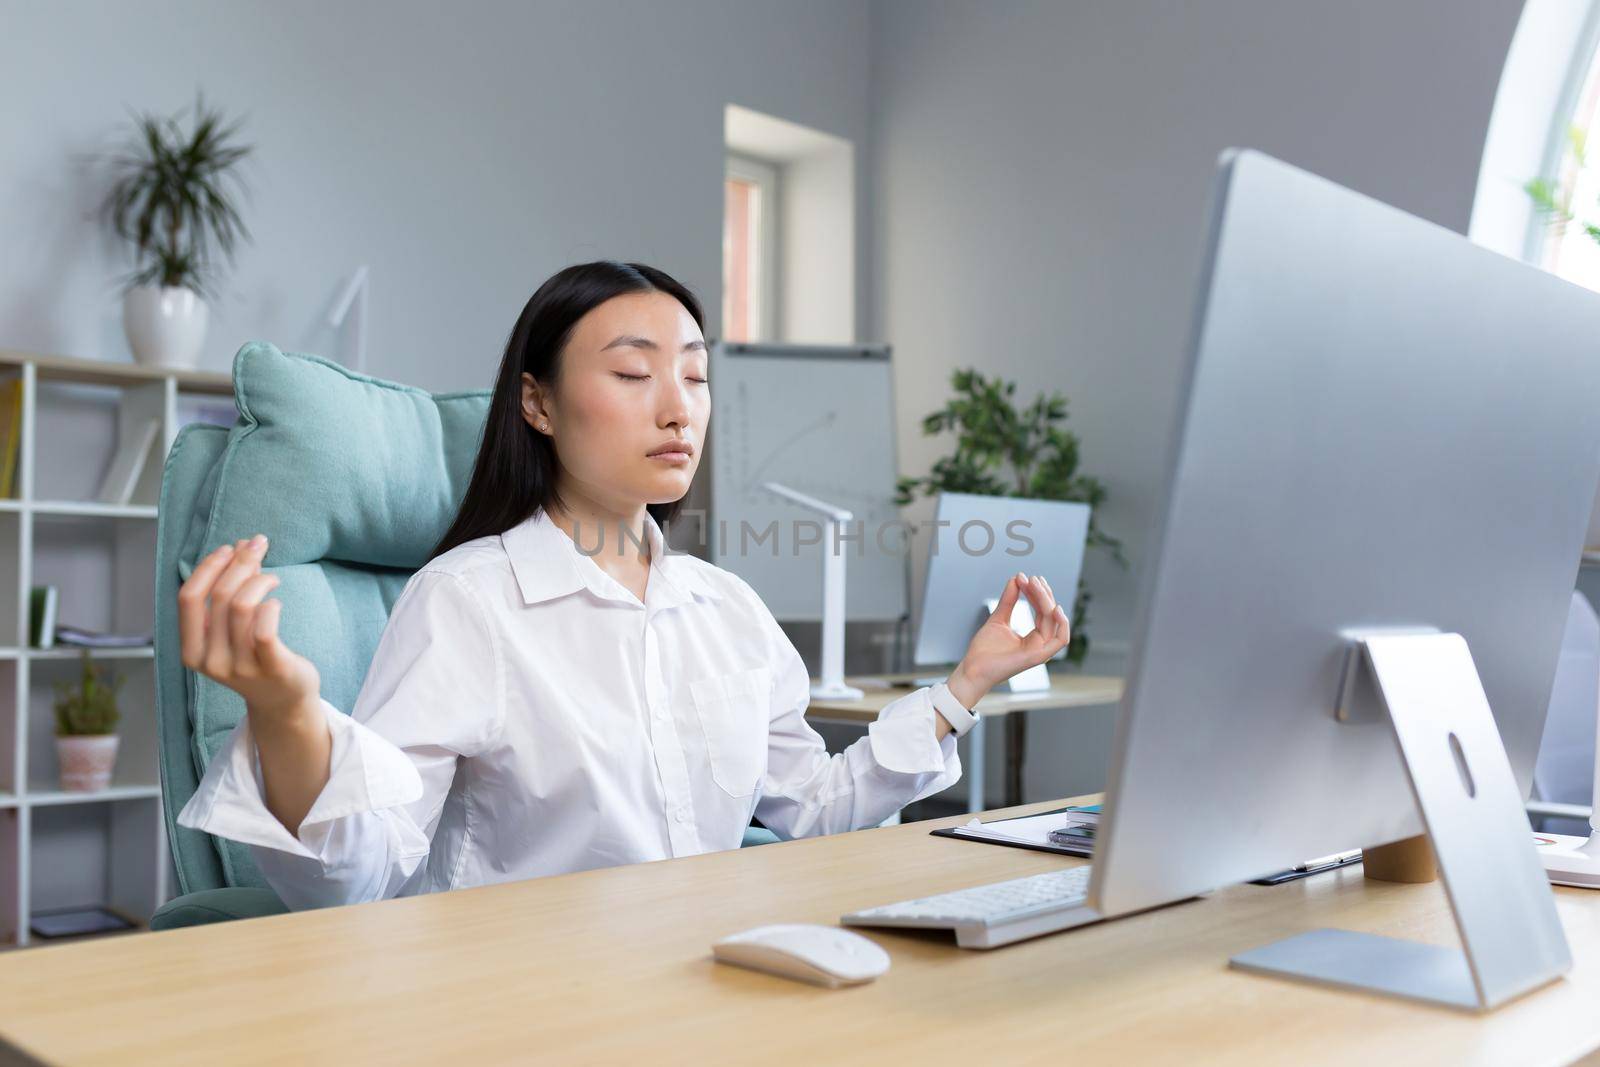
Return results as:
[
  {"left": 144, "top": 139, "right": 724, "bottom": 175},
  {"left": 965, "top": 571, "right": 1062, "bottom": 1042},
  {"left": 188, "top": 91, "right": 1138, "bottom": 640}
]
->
[
  {"left": 55, "top": 734, "right": 119, "bottom": 792},
  {"left": 122, "top": 285, "right": 208, "bottom": 370}
]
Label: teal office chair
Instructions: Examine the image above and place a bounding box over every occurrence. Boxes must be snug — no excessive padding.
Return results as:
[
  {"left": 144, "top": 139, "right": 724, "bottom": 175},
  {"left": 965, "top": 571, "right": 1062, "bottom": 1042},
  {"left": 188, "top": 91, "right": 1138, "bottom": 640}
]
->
[{"left": 152, "top": 342, "right": 776, "bottom": 930}]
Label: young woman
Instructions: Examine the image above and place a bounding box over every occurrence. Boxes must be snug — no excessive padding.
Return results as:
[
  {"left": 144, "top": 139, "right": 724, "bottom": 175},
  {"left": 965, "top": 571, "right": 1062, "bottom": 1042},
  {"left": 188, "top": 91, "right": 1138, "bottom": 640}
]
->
[{"left": 175, "top": 261, "right": 1071, "bottom": 911}]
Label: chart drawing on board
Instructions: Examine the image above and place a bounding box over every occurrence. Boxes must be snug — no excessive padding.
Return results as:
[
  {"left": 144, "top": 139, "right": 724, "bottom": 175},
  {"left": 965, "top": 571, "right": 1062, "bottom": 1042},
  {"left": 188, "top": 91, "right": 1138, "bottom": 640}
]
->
[{"left": 708, "top": 343, "right": 906, "bottom": 623}]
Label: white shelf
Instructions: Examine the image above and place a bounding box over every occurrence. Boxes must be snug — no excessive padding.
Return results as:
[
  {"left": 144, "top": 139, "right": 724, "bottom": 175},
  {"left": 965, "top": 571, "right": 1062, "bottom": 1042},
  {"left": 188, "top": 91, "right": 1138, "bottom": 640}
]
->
[
  {"left": 34, "top": 502, "right": 159, "bottom": 519},
  {"left": 9, "top": 646, "right": 154, "bottom": 660},
  {"left": 0, "top": 501, "right": 161, "bottom": 519},
  {"left": 0, "top": 348, "right": 232, "bottom": 395},
  {"left": 0, "top": 351, "right": 214, "bottom": 947},
  {"left": 26, "top": 785, "right": 162, "bottom": 808}
]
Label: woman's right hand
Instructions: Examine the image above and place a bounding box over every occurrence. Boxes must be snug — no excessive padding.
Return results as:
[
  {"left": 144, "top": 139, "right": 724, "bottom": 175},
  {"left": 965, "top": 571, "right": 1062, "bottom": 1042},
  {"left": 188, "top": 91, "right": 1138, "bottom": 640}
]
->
[{"left": 178, "top": 534, "right": 321, "bottom": 722}]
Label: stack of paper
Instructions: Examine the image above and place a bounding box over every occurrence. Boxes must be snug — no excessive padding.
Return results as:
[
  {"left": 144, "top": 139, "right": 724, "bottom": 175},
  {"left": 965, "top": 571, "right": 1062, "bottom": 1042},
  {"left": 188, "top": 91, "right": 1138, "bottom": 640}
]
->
[{"left": 55, "top": 625, "right": 152, "bottom": 649}]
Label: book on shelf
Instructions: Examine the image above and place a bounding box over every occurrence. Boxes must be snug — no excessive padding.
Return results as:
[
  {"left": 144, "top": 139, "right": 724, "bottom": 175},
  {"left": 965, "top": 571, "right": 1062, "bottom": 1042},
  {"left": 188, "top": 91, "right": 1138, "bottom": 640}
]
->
[
  {"left": 0, "top": 378, "right": 20, "bottom": 499},
  {"left": 28, "top": 585, "right": 57, "bottom": 649},
  {"left": 31, "top": 906, "right": 135, "bottom": 939},
  {"left": 95, "top": 416, "right": 162, "bottom": 506},
  {"left": 53, "top": 624, "right": 152, "bottom": 649}
]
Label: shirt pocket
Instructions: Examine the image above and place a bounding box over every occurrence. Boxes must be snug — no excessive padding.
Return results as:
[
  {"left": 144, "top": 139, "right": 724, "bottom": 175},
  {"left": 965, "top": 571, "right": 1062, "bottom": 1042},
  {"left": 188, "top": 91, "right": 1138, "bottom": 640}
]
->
[{"left": 689, "top": 666, "right": 772, "bottom": 798}]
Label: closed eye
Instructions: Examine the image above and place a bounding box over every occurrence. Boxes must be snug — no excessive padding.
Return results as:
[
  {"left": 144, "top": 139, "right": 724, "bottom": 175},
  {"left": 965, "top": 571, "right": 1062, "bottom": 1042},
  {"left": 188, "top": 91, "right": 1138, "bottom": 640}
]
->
[{"left": 616, "top": 372, "right": 708, "bottom": 384}]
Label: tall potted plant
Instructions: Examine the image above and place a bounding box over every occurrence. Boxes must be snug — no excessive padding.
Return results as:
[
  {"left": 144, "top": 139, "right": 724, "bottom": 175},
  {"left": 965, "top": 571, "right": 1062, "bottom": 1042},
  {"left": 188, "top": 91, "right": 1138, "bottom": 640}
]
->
[
  {"left": 53, "top": 653, "right": 124, "bottom": 792},
  {"left": 99, "top": 93, "right": 253, "bottom": 370},
  {"left": 896, "top": 368, "right": 1125, "bottom": 665}
]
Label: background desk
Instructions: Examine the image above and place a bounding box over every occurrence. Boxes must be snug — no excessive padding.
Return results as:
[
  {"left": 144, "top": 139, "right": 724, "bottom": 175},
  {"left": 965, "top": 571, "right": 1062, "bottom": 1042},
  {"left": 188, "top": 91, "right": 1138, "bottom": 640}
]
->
[
  {"left": 5, "top": 796, "right": 1600, "bottom": 1065},
  {"left": 807, "top": 673, "right": 1124, "bottom": 811}
]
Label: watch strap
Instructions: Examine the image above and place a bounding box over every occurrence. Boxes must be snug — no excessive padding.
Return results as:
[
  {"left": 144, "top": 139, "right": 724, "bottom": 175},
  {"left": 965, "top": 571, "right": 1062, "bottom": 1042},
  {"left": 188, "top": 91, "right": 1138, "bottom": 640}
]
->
[{"left": 930, "top": 680, "right": 979, "bottom": 738}]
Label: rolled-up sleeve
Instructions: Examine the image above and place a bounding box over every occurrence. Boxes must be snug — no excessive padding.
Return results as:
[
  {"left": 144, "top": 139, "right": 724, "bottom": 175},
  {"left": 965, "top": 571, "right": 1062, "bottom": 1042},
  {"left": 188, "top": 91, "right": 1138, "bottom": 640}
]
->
[
  {"left": 751, "top": 598, "right": 961, "bottom": 839},
  {"left": 176, "top": 567, "right": 504, "bottom": 910}
]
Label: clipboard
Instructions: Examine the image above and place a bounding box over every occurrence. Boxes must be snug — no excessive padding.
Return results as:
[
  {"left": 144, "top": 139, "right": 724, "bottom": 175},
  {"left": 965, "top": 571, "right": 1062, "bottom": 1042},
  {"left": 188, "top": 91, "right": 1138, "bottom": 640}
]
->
[{"left": 929, "top": 805, "right": 1094, "bottom": 858}]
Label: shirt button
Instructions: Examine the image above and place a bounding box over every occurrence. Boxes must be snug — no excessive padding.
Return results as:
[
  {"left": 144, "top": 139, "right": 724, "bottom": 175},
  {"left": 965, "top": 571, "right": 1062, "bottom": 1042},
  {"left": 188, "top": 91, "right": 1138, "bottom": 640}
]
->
[{"left": 673, "top": 809, "right": 688, "bottom": 823}]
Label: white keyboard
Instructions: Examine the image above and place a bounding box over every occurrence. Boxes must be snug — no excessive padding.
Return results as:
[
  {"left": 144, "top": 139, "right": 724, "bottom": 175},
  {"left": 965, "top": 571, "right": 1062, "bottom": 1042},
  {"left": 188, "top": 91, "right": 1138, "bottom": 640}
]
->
[{"left": 841, "top": 866, "right": 1102, "bottom": 949}]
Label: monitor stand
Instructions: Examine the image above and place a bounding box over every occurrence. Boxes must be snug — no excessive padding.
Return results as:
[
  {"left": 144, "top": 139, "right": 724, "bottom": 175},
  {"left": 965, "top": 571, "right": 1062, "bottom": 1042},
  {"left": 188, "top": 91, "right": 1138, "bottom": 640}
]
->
[{"left": 1229, "top": 631, "right": 1572, "bottom": 1011}]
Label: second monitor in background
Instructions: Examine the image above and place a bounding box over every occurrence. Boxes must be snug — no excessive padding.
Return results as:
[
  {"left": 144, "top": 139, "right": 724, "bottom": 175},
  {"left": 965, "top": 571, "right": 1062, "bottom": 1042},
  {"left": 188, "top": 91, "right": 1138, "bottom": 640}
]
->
[{"left": 912, "top": 492, "right": 1089, "bottom": 689}]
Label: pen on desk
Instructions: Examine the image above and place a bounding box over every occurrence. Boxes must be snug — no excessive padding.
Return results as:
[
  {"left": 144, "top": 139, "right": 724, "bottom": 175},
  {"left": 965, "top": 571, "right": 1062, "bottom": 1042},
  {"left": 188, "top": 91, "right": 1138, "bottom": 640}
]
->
[{"left": 1292, "top": 849, "right": 1362, "bottom": 872}]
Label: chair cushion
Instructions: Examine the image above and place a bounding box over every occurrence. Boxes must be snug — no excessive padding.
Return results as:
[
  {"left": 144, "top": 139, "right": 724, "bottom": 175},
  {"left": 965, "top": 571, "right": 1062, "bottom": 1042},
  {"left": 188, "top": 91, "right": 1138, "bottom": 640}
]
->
[
  {"left": 741, "top": 826, "right": 781, "bottom": 848},
  {"left": 156, "top": 423, "right": 232, "bottom": 896},
  {"left": 177, "top": 340, "right": 490, "bottom": 572},
  {"left": 176, "top": 341, "right": 490, "bottom": 888}
]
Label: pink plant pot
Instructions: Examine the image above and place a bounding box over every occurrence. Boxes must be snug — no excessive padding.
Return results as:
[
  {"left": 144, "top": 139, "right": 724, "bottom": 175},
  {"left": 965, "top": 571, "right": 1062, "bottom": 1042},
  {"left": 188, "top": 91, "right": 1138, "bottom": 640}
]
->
[{"left": 55, "top": 735, "right": 119, "bottom": 792}]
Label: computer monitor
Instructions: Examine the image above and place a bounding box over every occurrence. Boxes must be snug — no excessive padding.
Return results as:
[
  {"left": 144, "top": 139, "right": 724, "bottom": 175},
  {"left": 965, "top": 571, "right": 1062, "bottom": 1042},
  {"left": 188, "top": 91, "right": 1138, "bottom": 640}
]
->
[
  {"left": 912, "top": 492, "right": 1089, "bottom": 668},
  {"left": 1089, "top": 149, "right": 1600, "bottom": 1009}
]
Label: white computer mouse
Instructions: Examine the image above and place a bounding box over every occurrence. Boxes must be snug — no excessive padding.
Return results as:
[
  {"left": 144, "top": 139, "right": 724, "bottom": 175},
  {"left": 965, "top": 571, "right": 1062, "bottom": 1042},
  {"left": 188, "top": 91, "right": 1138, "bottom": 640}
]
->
[{"left": 711, "top": 923, "right": 890, "bottom": 988}]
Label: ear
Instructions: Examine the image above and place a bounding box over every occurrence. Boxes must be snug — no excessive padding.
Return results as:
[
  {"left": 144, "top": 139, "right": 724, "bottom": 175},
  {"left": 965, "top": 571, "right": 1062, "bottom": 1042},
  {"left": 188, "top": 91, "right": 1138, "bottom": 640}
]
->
[{"left": 521, "top": 372, "right": 552, "bottom": 434}]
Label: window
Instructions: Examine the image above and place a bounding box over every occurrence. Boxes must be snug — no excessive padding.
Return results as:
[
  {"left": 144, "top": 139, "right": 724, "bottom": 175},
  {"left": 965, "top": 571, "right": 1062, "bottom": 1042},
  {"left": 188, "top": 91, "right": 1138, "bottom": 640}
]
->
[
  {"left": 1524, "top": 7, "right": 1600, "bottom": 292},
  {"left": 723, "top": 154, "right": 778, "bottom": 342},
  {"left": 724, "top": 103, "right": 856, "bottom": 344}
]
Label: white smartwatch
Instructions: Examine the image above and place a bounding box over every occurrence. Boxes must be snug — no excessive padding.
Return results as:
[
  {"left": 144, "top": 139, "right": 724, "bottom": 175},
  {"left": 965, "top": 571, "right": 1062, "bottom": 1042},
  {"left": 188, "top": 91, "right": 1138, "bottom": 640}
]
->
[{"left": 929, "top": 680, "right": 979, "bottom": 738}]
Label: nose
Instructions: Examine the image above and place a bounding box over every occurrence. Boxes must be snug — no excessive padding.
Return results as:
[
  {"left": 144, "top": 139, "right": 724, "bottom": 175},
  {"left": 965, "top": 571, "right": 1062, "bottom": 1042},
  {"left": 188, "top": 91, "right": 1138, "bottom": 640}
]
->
[{"left": 657, "top": 375, "right": 693, "bottom": 432}]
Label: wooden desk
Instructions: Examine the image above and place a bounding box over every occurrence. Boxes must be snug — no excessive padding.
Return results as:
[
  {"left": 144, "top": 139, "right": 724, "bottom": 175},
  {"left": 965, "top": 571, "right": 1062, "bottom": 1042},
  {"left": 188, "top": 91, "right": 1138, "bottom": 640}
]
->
[
  {"left": 807, "top": 673, "right": 1124, "bottom": 812},
  {"left": 5, "top": 796, "right": 1600, "bottom": 1065}
]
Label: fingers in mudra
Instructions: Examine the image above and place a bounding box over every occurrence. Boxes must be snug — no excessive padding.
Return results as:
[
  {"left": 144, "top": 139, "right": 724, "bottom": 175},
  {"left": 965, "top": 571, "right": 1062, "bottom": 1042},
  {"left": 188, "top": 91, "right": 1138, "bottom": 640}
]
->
[{"left": 1003, "top": 572, "right": 1070, "bottom": 659}]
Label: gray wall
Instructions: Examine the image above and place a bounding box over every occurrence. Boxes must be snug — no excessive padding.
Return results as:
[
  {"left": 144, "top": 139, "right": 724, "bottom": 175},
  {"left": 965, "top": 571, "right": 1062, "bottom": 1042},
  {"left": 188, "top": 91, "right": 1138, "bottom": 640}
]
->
[
  {"left": 1, "top": 0, "right": 873, "bottom": 393},
  {"left": 2, "top": 1, "right": 1535, "bottom": 808},
  {"left": 0, "top": 0, "right": 878, "bottom": 911},
  {"left": 870, "top": 0, "right": 1526, "bottom": 801}
]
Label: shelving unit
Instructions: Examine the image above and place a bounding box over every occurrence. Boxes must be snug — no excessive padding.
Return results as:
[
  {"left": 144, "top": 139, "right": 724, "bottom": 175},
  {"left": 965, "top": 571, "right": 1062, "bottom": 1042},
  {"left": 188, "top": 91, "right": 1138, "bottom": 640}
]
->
[{"left": 0, "top": 349, "right": 234, "bottom": 947}]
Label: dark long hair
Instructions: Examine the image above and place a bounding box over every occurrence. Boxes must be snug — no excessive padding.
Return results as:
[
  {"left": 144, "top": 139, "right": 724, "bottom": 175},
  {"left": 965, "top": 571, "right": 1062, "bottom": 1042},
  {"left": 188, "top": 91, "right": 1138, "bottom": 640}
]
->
[{"left": 427, "top": 261, "right": 704, "bottom": 562}]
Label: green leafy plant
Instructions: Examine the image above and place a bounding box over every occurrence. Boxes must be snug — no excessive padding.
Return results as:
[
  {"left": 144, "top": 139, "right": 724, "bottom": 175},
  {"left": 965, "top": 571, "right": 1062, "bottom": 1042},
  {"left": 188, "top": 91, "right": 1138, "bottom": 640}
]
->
[
  {"left": 99, "top": 92, "right": 253, "bottom": 300},
  {"left": 1526, "top": 124, "right": 1600, "bottom": 248},
  {"left": 896, "top": 368, "right": 1125, "bottom": 664},
  {"left": 53, "top": 653, "right": 123, "bottom": 737}
]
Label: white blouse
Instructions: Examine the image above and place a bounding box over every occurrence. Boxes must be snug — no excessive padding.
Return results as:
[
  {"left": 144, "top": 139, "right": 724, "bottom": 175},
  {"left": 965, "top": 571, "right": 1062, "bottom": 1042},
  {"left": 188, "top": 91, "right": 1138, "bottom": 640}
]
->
[{"left": 177, "top": 507, "right": 961, "bottom": 911}]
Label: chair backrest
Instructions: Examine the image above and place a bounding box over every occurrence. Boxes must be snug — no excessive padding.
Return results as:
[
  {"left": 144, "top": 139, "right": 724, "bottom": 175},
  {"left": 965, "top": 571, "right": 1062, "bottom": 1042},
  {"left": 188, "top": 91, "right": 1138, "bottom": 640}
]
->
[{"left": 155, "top": 342, "right": 490, "bottom": 895}]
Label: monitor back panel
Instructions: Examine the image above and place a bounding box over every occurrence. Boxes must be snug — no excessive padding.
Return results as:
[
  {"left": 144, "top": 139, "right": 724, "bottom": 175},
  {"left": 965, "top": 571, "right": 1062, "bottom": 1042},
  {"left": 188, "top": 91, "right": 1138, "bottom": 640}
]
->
[{"left": 1094, "top": 149, "right": 1600, "bottom": 915}]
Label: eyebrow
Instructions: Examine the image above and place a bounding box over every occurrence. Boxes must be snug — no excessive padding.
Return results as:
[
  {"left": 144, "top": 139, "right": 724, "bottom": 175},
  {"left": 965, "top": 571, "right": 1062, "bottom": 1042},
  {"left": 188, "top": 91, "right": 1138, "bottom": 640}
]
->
[{"left": 600, "top": 334, "right": 708, "bottom": 353}]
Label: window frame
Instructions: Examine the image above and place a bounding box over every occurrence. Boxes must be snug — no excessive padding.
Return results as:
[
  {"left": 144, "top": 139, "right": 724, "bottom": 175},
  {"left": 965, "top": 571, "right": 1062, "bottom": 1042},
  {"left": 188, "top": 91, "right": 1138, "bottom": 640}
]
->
[
  {"left": 1525, "top": 6, "right": 1600, "bottom": 269},
  {"left": 724, "top": 152, "right": 781, "bottom": 342}
]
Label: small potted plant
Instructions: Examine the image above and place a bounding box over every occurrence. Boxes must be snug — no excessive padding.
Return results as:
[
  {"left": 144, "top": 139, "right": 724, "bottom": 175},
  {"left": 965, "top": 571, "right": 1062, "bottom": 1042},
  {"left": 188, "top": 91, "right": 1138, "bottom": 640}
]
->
[
  {"left": 53, "top": 653, "right": 124, "bottom": 792},
  {"left": 99, "top": 92, "right": 253, "bottom": 370}
]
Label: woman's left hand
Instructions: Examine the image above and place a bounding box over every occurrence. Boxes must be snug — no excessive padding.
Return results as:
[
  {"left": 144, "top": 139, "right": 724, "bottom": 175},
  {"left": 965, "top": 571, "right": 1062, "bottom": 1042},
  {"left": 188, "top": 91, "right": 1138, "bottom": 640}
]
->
[{"left": 946, "top": 572, "right": 1071, "bottom": 710}]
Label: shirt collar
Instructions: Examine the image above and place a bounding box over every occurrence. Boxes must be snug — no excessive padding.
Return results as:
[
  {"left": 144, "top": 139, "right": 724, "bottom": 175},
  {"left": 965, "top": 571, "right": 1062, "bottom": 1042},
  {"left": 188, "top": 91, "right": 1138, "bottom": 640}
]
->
[{"left": 500, "top": 508, "right": 721, "bottom": 609}]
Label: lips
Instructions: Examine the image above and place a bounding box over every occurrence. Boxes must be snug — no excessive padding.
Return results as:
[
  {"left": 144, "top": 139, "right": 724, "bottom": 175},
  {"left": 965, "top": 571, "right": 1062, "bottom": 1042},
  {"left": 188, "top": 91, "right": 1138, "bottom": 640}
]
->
[{"left": 648, "top": 441, "right": 694, "bottom": 458}]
